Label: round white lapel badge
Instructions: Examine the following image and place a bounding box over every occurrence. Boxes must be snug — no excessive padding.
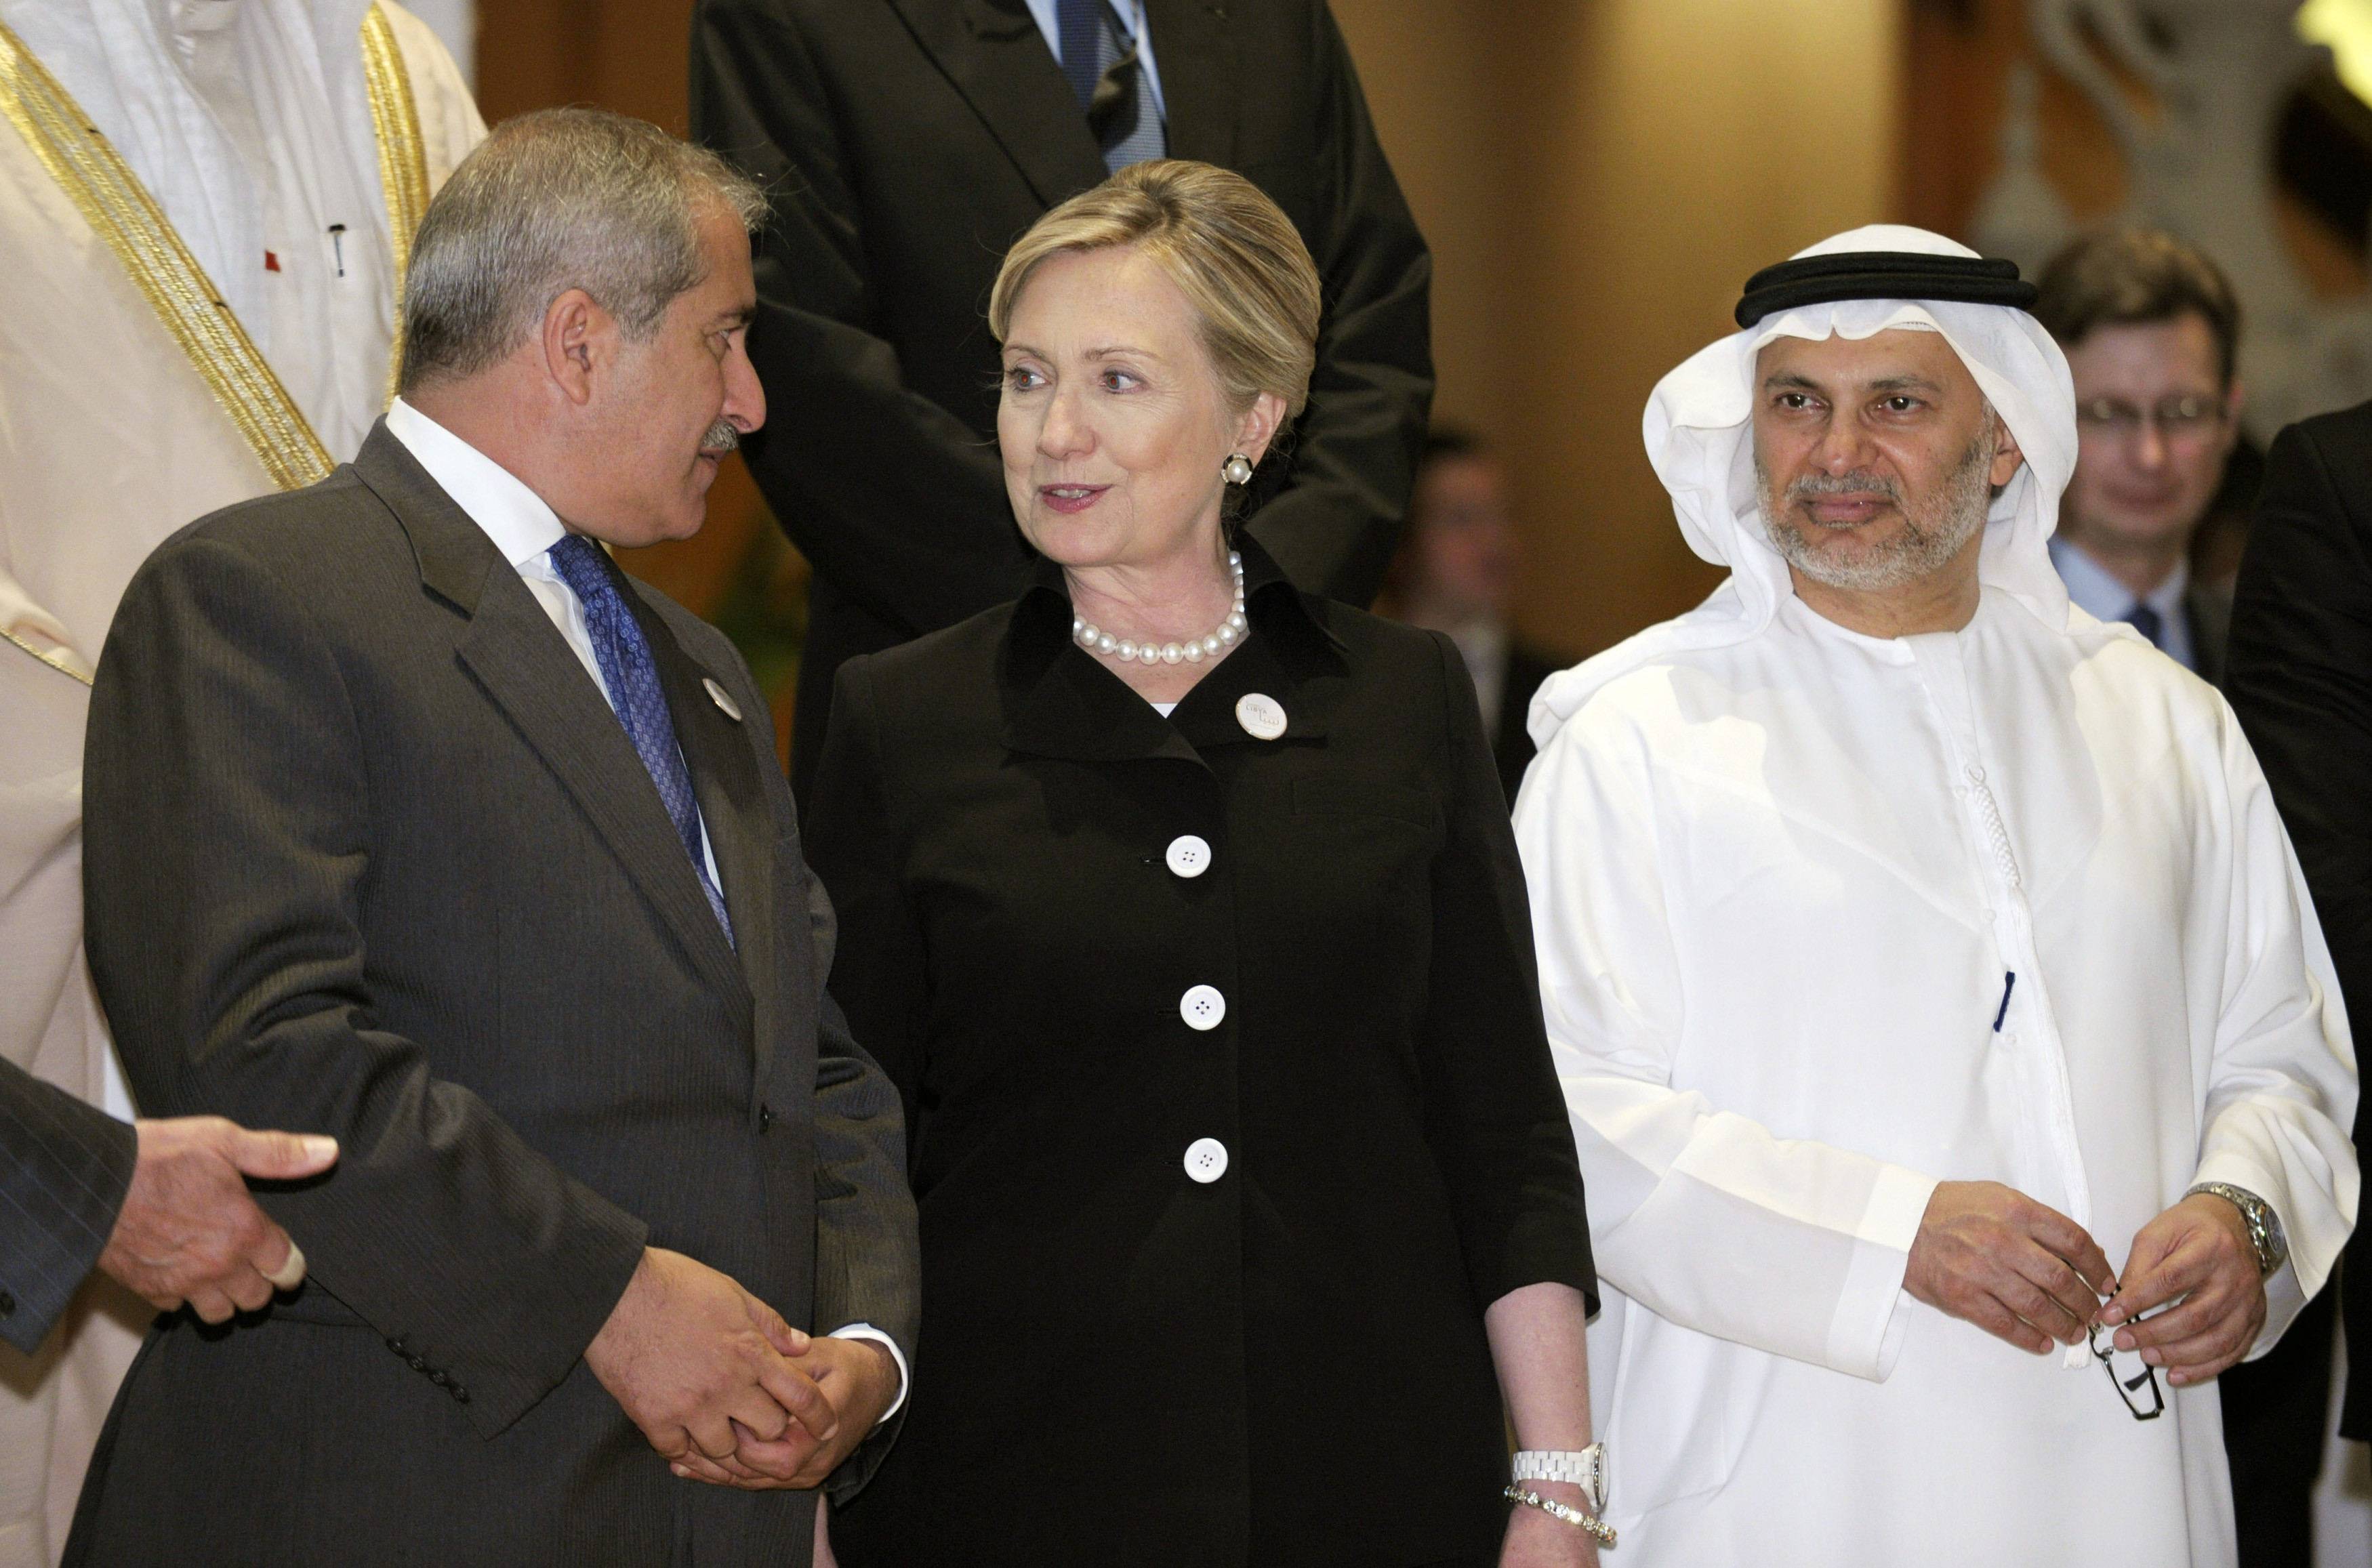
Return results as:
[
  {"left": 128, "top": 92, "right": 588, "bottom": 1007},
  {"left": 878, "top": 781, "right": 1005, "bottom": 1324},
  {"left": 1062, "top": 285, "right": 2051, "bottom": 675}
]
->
[
  {"left": 1235, "top": 692, "right": 1287, "bottom": 741},
  {"left": 701, "top": 677, "right": 743, "bottom": 723}
]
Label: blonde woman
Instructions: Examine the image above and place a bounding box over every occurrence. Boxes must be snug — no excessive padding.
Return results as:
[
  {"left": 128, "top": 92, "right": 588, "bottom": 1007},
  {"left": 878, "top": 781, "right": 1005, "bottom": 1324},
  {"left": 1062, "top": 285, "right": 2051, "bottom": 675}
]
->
[{"left": 807, "top": 162, "right": 1600, "bottom": 1567}]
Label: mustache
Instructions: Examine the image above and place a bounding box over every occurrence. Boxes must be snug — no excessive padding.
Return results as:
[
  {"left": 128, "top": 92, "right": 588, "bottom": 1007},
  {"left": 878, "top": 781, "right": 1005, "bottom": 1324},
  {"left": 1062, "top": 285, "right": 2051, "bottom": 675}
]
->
[
  {"left": 1784, "top": 468, "right": 1901, "bottom": 514},
  {"left": 699, "top": 419, "right": 740, "bottom": 455}
]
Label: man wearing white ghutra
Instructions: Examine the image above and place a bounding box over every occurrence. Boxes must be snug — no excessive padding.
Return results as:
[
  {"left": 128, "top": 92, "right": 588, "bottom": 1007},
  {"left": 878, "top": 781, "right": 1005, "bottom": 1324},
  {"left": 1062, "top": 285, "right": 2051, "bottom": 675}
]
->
[{"left": 1515, "top": 224, "right": 2358, "bottom": 1564}]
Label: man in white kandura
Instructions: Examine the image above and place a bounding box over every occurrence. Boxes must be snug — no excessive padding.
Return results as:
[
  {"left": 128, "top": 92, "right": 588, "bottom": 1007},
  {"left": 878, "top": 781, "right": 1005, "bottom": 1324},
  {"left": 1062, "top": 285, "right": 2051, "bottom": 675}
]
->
[
  {"left": 0, "top": 5, "right": 478, "bottom": 1561},
  {"left": 1513, "top": 224, "right": 2359, "bottom": 1565}
]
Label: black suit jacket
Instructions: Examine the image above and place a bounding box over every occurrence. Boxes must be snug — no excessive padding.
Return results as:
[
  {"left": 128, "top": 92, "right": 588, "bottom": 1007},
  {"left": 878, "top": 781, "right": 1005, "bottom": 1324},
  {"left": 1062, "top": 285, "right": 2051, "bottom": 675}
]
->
[
  {"left": 804, "top": 540, "right": 1592, "bottom": 1565},
  {"left": 2186, "top": 576, "right": 2231, "bottom": 688},
  {"left": 2224, "top": 398, "right": 2372, "bottom": 1438},
  {"left": 0, "top": 1058, "right": 136, "bottom": 1354},
  {"left": 1492, "top": 639, "right": 1563, "bottom": 808},
  {"left": 70, "top": 426, "right": 918, "bottom": 1567},
  {"left": 690, "top": 0, "right": 1434, "bottom": 801}
]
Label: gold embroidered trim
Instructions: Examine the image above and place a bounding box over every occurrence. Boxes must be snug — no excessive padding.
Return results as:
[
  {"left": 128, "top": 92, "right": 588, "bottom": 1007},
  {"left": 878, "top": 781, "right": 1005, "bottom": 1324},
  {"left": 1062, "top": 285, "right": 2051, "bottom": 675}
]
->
[
  {"left": 2, "top": 627, "right": 92, "bottom": 686},
  {"left": 0, "top": 20, "right": 332, "bottom": 492},
  {"left": 361, "top": 3, "right": 429, "bottom": 408}
]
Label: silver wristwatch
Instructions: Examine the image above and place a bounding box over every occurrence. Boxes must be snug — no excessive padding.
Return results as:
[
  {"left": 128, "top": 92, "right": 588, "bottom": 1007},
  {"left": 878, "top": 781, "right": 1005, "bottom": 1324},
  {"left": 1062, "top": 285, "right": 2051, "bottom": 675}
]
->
[
  {"left": 2188, "top": 1182, "right": 2288, "bottom": 1277},
  {"left": 1511, "top": 1445, "right": 1608, "bottom": 1516}
]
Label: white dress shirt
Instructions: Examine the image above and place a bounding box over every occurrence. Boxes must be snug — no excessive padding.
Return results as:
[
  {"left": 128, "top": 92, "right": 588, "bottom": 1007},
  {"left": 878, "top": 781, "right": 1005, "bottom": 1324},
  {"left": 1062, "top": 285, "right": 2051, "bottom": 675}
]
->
[
  {"left": 383, "top": 398, "right": 908, "bottom": 1420},
  {"left": 2049, "top": 535, "right": 2196, "bottom": 672},
  {"left": 1022, "top": 0, "right": 1166, "bottom": 122}
]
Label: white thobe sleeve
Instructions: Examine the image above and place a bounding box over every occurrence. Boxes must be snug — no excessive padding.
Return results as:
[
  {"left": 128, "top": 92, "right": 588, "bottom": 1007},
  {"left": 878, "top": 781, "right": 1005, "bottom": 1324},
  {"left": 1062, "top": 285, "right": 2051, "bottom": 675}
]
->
[
  {"left": 379, "top": 1, "right": 488, "bottom": 190},
  {"left": 1514, "top": 709, "right": 1938, "bottom": 1384},
  {"left": 2191, "top": 717, "right": 2359, "bottom": 1356}
]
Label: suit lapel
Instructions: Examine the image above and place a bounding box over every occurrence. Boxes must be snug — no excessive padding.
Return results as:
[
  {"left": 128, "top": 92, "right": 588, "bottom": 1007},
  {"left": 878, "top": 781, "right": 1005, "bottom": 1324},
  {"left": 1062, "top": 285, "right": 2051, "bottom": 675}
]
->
[
  {"left": 886, "top": 0, "right": 1109, "bottom": 207},
  {"left": 350, "top": 428, "right": 752, "bottom": 1008},
  {"left": 630, "top": 586, "right": 781, "bottom": 1079},
  {"left": 1143, "top": 0, "right": 1234, "bottom": 165}
]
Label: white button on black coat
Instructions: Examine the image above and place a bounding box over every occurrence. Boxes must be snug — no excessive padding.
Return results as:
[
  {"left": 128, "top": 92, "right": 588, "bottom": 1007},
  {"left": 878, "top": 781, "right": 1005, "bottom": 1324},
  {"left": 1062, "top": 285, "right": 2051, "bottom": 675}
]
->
[
  {"left": 1178, "top": 985, "right": 1226, "bottom": 1030},
  {"left": 806, "top": 538, "right": 1595, "bottom": 1563}
]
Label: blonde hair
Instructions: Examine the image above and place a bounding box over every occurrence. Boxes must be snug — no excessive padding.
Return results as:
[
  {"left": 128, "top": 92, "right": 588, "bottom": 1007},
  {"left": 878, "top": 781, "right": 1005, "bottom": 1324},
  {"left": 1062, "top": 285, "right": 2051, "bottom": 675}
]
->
[{"left": 988, "top": 161, "right": 1322, "bottom": 423}]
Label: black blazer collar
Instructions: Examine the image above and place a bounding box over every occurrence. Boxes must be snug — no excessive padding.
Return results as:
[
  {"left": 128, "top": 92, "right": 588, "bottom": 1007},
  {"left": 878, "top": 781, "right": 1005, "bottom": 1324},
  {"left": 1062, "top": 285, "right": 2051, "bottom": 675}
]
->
[
  {"left": 886, "top": 0, "right": 1237, "bottom": 206},
  {"left": 999, "top": 535, "right": 1346, "bottom": 764},
  {"left": 888, "top": 0, "right": 1107, "bottom": 207}
]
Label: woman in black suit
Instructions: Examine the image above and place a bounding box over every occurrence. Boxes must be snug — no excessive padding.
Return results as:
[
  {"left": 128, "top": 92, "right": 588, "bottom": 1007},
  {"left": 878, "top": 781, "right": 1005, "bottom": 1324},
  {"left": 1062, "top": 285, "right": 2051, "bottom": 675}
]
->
[{"left": 808, "top": 161, "right": 1599, "bottom": 1568}]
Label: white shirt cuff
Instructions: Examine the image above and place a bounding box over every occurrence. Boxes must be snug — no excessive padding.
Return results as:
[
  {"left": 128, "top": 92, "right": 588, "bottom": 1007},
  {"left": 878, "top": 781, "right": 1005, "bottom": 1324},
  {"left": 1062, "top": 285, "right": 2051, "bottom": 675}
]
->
[{"left": 826, "top": 1323, "right": 909, "bottom": 1424}]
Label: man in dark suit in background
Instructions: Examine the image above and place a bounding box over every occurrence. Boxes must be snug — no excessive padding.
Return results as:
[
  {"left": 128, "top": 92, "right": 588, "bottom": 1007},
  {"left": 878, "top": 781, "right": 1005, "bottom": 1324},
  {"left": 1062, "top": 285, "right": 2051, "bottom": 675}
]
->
[
  {"left": 70, "top": 109, "right": 917, "bottom": 1568},
  {"left": 2226, "top": 397, "right": 2372, "bottom": 1567},
  {"left": 691, "top": 0, "right": 1433, "bottom": 800},
  {"left": 2033, "top": 230, "right": 2245, "bottom": 685},
  {"left": 3, "top": 1059, "right": 338, "bottom": 1348},
  {"left": 1383, "top": 428, "right": 1567, "bottom": 806}
]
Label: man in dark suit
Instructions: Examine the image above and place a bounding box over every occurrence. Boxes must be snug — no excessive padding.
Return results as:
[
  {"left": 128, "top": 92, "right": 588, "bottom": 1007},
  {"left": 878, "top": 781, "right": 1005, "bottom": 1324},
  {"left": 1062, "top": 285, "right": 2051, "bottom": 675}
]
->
[
  {"left": 690, "top": 0, "right": 1434, "bottom": 800},
  {"left": 1383, "top": 428, "right": 1568, "bottom": 806},
  {"left": 2226, "top": 397, "right": 2372, "bottom": 1565},
  {"left": 70, "top": 109, "right": 918, "bottom": 1568},
  {"left": 2032, "top": 230, "right": 2246, "bottom": 684},
  {"left": 3, "top": 1059, "right": 338, "bottom": 1348}
]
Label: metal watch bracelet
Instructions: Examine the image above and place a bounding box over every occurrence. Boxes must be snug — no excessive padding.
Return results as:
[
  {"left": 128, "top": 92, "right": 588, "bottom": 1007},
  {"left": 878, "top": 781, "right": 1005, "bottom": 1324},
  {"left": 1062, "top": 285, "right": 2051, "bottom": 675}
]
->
[
  {"left": 2187, "top": 1182, "right": 2287, "bottom": 1277},
  {"left": 1511, "top": 1445, "right": 1608, "bottom": 1514}
]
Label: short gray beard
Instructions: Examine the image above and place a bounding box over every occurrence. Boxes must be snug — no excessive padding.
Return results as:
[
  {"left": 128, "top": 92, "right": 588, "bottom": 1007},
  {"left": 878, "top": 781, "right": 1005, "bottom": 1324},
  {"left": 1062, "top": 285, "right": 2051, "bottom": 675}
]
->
[
  {"left": 700, "top": 418, "right": 739, "bottom": 455},
  {"left": 1756, "top": 415, "right": 1997, "bottom": 593}
]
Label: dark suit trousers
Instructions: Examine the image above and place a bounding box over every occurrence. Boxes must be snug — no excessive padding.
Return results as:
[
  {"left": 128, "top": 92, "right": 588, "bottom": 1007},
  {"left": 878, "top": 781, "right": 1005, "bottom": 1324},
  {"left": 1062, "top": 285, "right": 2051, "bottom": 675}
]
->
[{"left": 2223, "top": 1286, "right": 2337, "bottom": 1568}]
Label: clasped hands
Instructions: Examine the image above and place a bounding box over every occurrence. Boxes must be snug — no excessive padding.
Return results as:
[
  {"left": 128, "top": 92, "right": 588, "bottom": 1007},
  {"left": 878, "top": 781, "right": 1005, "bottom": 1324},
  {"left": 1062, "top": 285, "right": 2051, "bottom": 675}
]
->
[
  {"left": 1905, "top": 1180, "right": 2268, "bottom": 1385},
  {"left": 584, "top": 1247, "right": 899, "bottom": 1490}
]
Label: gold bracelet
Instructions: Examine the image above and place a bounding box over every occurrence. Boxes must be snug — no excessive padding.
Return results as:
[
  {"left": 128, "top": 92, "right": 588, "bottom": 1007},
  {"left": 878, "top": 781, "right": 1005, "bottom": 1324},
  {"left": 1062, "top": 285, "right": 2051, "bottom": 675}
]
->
[{"left": 1504, "top": 1484, "right": 1617, "bottom": 1546}]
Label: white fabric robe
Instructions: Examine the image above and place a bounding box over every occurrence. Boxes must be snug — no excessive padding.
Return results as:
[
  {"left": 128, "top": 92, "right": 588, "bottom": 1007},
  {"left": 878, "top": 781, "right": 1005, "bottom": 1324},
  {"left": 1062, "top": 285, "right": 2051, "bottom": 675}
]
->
[
  {"left": 0, "top": 8, "right": 478, "bottom": 1564},
  {"left": 1515, "top": 227, "right": 2358, "bottom": 1567}
]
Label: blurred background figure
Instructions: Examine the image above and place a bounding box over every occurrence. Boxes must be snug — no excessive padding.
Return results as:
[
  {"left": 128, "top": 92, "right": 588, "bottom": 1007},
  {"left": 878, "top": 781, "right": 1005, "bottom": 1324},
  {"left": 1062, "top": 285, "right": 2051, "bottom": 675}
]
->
[
  {"left": 2033, "top": 230, "right": 2246, "bottom": 684},
  {"left": 0, "top": 5, "right": 478, "bottom": 1564},
  {"left": 1383, "top": 428, "right": 1570, "bottom": 804}
]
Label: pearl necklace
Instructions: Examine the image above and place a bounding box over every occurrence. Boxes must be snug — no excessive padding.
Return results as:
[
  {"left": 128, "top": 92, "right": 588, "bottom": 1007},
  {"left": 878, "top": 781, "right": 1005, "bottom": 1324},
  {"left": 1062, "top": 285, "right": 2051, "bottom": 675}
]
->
[{"left": 1073, "top": 552, "right": 1248, "bottom": 666}]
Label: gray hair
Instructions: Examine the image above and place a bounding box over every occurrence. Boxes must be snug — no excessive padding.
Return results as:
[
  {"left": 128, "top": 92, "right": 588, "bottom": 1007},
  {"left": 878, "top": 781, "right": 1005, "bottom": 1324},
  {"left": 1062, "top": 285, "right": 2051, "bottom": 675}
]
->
[{"left": 398, "top": 108, "right": 767, "bottom": 394}]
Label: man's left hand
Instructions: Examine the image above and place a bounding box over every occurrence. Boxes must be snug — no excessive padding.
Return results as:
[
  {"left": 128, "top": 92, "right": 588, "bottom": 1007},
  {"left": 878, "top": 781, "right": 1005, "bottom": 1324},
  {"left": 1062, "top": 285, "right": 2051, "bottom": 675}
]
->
[
  {"left": 2099, "top": 1193, "right": 2268, "bottom": 1386},
  {"left": 670, "top": 1334, "right": 900, "bottom": 1490}
]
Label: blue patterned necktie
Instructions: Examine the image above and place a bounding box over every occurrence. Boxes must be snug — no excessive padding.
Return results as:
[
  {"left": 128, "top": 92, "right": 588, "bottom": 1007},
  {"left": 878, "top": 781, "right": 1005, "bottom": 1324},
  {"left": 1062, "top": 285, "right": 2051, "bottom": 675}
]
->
[
  {"left": 2126, "top": 600, "right": 2165, "bottom": 651},
  {"left": 1057, "top": 0, "right": 1103, "bottom": 107},
  {"left": 547, "top": 535, "right": 734, "bottom": 946},
  {"left": 1057, "top": 0, "right": 1164, "bottom": 170}
]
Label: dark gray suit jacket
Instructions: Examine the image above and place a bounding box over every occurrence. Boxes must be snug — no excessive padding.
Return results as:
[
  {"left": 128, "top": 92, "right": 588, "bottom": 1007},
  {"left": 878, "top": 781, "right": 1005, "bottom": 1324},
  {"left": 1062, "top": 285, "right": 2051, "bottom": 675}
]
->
[
  {"left": 0, "top": 1057, "right": 136, "bottom": 1353},
  {"left": 69, "top": 426, "right": 918, "bottom": 1567}
]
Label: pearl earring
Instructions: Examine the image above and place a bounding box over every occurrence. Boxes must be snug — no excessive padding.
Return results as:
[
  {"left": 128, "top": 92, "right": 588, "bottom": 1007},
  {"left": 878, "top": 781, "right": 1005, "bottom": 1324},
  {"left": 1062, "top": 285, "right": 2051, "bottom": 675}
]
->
[{"left": 1222, "top": 452, "right": 1254, "bottom": 486}]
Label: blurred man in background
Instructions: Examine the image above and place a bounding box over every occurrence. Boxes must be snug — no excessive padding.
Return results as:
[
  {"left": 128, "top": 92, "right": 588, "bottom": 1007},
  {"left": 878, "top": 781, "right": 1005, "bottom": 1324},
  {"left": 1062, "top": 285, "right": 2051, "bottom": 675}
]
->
[
  {"left": 2033, "top": 230, "right": 2244, "bottom": 684},
  {"left": 1384, "top": 428, "right": 1566, "bottom": 804}
]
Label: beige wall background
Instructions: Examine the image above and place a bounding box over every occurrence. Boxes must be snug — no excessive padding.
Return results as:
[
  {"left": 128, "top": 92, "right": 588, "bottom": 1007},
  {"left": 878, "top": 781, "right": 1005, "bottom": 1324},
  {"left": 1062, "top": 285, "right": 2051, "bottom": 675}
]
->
[{"left": 1330, "top": 0, "right": 1902, "bottom": 660}]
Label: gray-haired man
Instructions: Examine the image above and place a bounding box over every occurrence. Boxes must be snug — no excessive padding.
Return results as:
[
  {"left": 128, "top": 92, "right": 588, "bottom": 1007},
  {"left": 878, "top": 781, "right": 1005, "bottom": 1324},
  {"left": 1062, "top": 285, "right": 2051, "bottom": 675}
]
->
[{"left": 67, "top": 108, "right": 918, "bottom": 1567}]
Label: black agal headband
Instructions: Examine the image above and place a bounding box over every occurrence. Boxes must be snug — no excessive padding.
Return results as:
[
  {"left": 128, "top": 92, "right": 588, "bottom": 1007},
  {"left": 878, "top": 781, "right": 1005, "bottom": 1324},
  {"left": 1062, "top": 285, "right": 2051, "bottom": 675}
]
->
[{"left": 1734, "top": 251, "right": 2038, "bottom": 329}]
